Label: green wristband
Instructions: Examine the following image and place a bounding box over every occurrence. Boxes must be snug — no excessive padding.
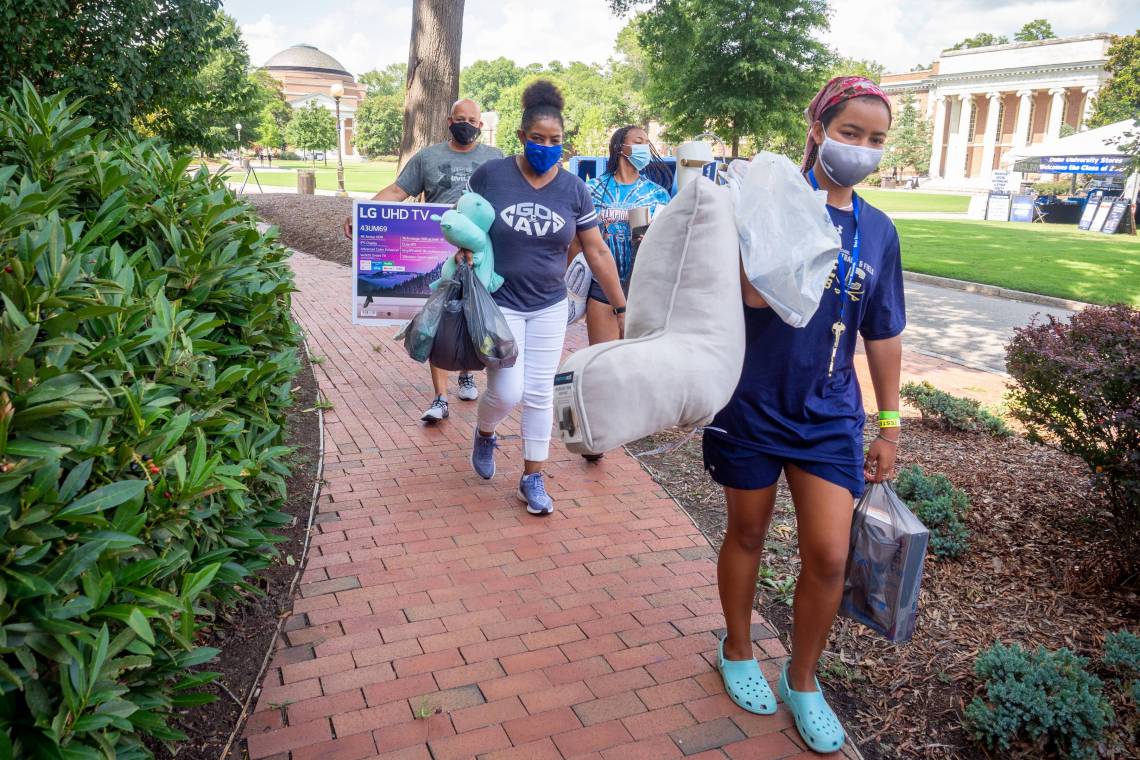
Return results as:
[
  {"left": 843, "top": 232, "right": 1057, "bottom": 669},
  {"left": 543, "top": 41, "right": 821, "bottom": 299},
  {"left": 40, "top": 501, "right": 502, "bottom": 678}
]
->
[{"left": 878, "top": 411, "right": 900, "bottom": 421}]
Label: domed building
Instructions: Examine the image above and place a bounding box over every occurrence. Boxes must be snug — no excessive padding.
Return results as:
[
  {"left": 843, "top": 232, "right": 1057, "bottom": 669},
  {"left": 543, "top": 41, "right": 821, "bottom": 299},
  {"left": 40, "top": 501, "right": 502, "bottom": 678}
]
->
[{"left": 262, "top": 44, "right": 366, "bottom": 159}]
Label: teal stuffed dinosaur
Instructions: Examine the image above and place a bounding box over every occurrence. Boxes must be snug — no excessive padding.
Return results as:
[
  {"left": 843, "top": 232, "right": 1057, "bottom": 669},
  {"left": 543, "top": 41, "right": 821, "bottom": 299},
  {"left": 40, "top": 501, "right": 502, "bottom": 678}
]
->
[{"left": 431, "top": 192, "right": 504, "bottom": 293}]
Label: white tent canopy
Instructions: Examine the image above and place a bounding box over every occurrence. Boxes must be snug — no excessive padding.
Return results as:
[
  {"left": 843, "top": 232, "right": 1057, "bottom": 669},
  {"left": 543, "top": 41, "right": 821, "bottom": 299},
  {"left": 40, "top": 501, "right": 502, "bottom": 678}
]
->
[{"left": 1003, "top": 119, "right": 1134, "bottom": 163}]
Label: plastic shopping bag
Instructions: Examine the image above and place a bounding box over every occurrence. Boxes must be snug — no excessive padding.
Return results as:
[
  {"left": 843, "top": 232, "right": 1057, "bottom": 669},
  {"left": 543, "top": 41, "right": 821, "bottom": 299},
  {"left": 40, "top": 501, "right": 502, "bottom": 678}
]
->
[
  {"left": 427, "top": 267, "right": 484, "bottom": 373},
  {"left": 459, "top": 263, "right": 518, "bottom": 370},
  {"left": 564, "top": 252, "right": 591, "bottom": 326},
  {"left": 726, "top": 152, "right": 842, "bottom": 328},
  {"left": 396, "top": 276, "right": 459, "bottom": 363},
  {"left": 839, "top": 481, "right": 929, "bottom": 643}
]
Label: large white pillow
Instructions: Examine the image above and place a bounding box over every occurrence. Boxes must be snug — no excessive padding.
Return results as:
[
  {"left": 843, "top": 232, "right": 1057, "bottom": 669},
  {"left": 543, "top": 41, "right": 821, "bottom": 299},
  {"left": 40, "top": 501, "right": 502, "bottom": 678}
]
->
[{"left": 554, "top": 178, "right": 745, "bottom": 455}]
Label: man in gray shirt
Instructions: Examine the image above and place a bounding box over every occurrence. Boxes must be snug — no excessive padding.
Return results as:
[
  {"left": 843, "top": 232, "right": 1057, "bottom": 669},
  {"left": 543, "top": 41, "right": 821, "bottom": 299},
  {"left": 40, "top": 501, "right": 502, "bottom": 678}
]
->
[{"left": 346, "top": 99, "right": 503, "bottom": 423}]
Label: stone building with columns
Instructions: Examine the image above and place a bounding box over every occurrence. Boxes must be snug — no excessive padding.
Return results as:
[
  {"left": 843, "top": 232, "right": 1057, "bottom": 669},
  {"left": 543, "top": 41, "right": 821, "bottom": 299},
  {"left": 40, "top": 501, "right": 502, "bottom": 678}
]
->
[
  {"left": 881, "top": 34, "right": 1111, "bottom": 188},
  {"left": 262, "top": 44, "right": 365, "bottom": 160}
]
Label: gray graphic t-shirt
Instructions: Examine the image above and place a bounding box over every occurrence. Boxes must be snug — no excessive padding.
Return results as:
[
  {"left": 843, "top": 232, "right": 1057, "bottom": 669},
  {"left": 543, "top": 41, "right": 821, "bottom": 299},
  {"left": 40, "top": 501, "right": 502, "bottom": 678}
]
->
[{"left": 395, "top": 142, "right": 503, "bottom": 204}]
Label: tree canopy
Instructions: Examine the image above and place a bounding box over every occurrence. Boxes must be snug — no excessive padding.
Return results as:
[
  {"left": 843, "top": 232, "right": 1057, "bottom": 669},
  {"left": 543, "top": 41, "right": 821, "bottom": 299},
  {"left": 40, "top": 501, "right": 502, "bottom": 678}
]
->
[
  {"left": 495, "top": 62, "right": 640, "bottom": 156},
  {"left": 949, "top": 32, "right": 1009, "bottom": 51},
  {"left": 139, "top": 11, "right": 268, "bottom": 154},
  {"left": 881, "top": 94, "right": 932, "bottom": 175},
  {"left": 825, "top": 55, "right": 886, "bottom": 84},
  {"left": 285, "top": 101, "right": 337, "bottom": 159},
  {"left": 0, "top": 0, "right": 221, "bottom": 130},
  {"left": 359, "top": 64, "right": 408, "bottom": 98},
  {"left": 355, "top": 94, "right": 405, "bottom": 158},
  {"left": 253, "top": 73, "right": 293, "bottom": 150},
  {"left": 1090, "top": 30, "right": 1140, "bottom": 127},
  {"left": 634, "top": 0, "right": 830, "bottom": 155},
  {"left": 460, "top": 57, "right": 529, "bottom": 113},
  {"left": 1014, "top": 19, "right": 1057, "bottom": 42}
]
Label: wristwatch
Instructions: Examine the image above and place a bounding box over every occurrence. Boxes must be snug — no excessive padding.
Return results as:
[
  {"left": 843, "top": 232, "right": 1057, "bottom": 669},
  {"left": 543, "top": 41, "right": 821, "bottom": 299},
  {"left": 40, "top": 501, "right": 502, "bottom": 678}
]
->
[{"left": 612, "top": 305, "right": 627, "bottom": 316}]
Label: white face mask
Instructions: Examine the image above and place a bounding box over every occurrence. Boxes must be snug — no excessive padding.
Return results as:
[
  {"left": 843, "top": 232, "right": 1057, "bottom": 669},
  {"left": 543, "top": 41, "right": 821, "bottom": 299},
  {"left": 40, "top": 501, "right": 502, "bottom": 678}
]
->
[{"left": 818, "top": 133, "right": 883, "bottom": 188}]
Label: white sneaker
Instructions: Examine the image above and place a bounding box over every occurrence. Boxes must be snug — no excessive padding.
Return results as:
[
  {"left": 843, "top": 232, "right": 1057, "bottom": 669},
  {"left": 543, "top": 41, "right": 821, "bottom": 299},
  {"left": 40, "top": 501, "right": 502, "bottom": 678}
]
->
[
  {"left": 420, "top": 396, "right": 449, "bottom": 423},
  {"left": 457, "top": 373, "right": 479, "bottom": 401}
]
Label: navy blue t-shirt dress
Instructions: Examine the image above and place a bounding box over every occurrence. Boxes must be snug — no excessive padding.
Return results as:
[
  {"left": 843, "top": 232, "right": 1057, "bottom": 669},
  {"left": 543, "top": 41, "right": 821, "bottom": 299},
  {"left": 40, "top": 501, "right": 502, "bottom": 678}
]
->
[{"left": 704, "top": 197, "right": 906, "bottom": 497}]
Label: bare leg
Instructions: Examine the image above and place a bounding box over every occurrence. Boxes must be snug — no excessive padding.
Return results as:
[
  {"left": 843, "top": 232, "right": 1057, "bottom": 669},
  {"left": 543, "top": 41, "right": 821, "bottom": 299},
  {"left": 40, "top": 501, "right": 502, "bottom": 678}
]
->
[
  {"left": 784, "top": 464, "right": 855, "bottom": 691},
  {"left": 719, "top": 485, "right": 778, "bottom": 661},
  {"left": 430, "top": 362, "right": 449, "bottom": 399},
  {"left": 585, "top": 298, "right": 621, "bottom": 346}
]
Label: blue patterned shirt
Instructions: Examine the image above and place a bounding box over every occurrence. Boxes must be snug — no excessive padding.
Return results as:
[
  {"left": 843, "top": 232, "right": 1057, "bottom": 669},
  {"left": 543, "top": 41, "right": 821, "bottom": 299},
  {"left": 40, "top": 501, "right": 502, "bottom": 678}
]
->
[{"left": 586, "top": 173, "right": 671, "bottom": 281}]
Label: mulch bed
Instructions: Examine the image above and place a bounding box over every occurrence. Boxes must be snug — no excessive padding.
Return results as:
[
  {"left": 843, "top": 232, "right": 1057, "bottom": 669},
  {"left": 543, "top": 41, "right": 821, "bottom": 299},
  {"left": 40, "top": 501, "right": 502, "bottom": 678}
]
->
[
  {"left": 629, "top": 419, "right": 1140, "bottom": 759},
  {"left": 245, "top": 194, "right": 354, "bottom": 268},
  {"left": 156, "top": 348, "right": 322, "bottom": 759},
  {"left": 243, "top": 193, "right": 1139, "bottom": 757}
]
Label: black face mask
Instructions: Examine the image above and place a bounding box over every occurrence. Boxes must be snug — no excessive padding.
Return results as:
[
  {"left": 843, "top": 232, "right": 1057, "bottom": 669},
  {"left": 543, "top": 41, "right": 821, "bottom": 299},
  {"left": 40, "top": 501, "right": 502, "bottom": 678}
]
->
[{"left": 449, "top": 121, "right": 481, "bottom": 145}]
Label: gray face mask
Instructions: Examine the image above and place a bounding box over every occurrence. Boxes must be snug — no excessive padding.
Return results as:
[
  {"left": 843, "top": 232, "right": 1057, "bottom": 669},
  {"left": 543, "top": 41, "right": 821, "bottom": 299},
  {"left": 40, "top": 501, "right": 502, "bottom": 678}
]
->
[{"left": 818, "top": 134, "right": 883, "bottom": 188}]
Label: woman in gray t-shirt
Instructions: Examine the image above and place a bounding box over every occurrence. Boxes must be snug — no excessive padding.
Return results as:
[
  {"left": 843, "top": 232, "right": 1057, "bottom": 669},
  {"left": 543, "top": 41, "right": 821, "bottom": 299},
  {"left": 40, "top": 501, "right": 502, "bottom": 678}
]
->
[{"left": 465, "top": 81, "right": 626, "bottom": 516}]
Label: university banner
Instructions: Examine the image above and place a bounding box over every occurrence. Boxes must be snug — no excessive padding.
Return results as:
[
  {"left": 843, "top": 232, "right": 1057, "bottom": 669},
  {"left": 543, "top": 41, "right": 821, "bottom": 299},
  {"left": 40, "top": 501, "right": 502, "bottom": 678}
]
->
[
  {"left": 1014, "top": 155, "right": 1127, "bottom": 175},
  {"left": 351, "top": 201, "right": 454, "bottom": 326}
]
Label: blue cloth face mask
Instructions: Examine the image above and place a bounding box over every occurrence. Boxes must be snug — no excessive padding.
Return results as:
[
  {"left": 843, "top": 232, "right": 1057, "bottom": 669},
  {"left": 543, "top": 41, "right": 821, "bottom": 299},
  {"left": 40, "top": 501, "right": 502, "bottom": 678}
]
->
[
  {"left": 625, "top": 144, "right": 651, "bottom": 172},
  {"left": 525, "top": 140, "right": 563, "bottom": 174},
  {"left": 818, "top": 134, "right": 883, "bottom": 188}
]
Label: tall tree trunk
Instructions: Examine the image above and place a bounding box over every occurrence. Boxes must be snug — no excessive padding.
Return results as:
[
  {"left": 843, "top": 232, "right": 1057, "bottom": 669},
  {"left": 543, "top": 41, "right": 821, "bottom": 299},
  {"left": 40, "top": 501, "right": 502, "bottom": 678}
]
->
[{"left": 398, "top": 0, "right": 464, "bottom": 170}]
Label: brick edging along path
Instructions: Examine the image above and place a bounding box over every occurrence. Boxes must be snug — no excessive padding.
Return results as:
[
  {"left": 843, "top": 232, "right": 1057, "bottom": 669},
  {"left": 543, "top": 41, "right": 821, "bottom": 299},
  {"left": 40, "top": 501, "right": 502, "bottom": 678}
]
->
[{"left": 242, "top": 250, "right": 850, "bottom": 760}]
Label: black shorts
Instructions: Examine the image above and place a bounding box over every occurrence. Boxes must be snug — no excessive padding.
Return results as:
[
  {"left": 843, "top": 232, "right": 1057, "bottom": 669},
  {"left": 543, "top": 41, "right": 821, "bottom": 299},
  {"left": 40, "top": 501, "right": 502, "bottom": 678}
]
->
[
  {"left": 702, "top": 433, "right": 864, "bottom": 498},
  {"left": 587, "top": 278, "right": 609, "bottom": 305}
]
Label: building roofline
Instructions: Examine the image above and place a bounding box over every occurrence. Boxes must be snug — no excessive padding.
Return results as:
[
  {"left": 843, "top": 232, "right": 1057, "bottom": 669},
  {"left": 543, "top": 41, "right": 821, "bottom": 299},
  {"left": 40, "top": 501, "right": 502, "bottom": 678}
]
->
[
  {"left": 264, "top": 65, "right": 355, "bottom": 78},
  {"left": 938, "top": 32, "right": 1113, "bottom": 58}
]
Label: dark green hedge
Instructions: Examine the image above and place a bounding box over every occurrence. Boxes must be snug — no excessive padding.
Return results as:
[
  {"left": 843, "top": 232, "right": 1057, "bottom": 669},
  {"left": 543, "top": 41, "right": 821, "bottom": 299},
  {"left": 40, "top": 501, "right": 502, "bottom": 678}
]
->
[{"left": 0, "top": 83, "right": 300, "bottom": 757}]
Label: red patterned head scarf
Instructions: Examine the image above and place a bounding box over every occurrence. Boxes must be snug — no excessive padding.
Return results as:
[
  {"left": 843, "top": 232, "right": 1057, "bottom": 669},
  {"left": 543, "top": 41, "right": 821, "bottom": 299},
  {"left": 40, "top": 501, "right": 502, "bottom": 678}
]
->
[{"left": 801, "top": 76, "right": 892, "bottom": 174}]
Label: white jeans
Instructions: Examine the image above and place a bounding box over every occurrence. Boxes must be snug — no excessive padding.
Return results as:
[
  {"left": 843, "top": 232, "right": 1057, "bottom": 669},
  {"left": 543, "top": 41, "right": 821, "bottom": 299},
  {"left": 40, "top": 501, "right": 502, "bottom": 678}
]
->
[{"left": 477, "top": 299, "right": 567, "bottom": 462}]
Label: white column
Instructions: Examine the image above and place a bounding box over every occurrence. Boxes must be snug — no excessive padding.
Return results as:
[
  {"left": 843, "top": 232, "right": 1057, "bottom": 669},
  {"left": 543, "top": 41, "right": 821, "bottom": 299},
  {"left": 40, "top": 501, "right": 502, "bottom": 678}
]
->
[
  {"left": 947, "top": 94, "right": 973, "bottom": 180},
  {"left": 1081, "top": 86, "right": 1099, "bottom": 130},
  {"left": 979, "top": 92, "right": 1002, "bottom": 180},
  {"left": 1013, "top": 90, "right": 1034, "bottom": 148},
  {"left": 1047, "top": 88, "right": 1066, "bottom": 139},
  {"left": 928, "top": 96, "right": 947, "bottom": 178}
]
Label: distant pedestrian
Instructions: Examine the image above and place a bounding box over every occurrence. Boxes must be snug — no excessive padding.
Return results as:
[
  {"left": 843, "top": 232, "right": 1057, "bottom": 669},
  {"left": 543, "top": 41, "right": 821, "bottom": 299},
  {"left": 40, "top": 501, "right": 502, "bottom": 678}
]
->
[{"left": 346, "top": 99, "right": 503, "bottom": 423}]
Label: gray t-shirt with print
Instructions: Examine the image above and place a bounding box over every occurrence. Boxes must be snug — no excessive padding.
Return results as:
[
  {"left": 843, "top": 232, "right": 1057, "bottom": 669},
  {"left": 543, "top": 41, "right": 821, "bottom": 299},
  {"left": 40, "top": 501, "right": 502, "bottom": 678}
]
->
[{"left": 395, "top": 141, "right": 503, "bottom": 204}]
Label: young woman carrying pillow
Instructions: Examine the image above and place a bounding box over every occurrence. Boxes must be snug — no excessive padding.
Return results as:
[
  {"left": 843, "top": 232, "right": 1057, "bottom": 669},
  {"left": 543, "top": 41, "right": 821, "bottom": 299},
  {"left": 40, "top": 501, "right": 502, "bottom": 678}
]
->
[{"left": 706, "top": 76, "right": 905, "bottom": 754}]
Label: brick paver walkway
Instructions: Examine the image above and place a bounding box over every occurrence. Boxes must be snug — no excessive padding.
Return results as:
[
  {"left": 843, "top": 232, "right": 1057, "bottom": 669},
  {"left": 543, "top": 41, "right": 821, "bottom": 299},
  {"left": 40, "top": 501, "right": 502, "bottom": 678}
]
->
[{"left": 242, "top": 251, "right": 850, "bottom": 760}]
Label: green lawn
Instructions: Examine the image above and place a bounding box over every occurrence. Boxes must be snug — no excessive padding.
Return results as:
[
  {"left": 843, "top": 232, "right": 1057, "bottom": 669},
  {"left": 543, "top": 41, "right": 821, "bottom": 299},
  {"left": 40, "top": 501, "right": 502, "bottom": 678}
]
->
[
  {"left": 896, "top": 219, "right": 1140, "bottom": 306},
  {"left": 858, "top": 189, "right": 971, "bottom": 213},
  {"left": 226, "top": 160, "right": 398, "bottom": 194}
]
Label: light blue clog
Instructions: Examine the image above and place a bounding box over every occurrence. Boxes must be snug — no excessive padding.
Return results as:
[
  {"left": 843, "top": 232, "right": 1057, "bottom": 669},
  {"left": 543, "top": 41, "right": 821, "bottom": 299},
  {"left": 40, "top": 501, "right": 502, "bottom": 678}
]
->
[
  {"left": 778, "top": 662, "right": 846, "bottom": 753},
  {"left": 717, "top": 636, "right": 776, "bottom": 715}
]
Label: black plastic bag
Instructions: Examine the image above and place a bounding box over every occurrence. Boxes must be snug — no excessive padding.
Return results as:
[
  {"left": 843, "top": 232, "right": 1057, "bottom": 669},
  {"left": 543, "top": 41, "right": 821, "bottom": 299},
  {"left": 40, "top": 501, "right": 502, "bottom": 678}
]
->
[
  {"left": 429, "top": 270, "right": 484, "bottom": 372},
  {"left": 839, "top": 481, "right": 929, "bottom": 643},
  {"left": 396, "top": 276, "right": 459, "bottom": 363},
  {"left": 459, "top": 263, "right": 518, "bottom": 370}
]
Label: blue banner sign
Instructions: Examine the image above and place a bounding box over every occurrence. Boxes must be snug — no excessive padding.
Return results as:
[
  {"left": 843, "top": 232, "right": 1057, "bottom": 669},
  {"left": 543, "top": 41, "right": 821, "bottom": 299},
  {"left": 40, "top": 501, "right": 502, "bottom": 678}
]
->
[{"left": 1036, "top": 155, "right": 1126, "bottom": 175}]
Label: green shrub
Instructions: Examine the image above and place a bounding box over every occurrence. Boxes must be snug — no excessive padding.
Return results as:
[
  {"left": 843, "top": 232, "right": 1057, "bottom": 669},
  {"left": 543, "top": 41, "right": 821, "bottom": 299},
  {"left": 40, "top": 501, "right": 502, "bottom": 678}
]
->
[
  {"left": 0, "top": 83, "right": 299, "bottom": 756},
  {"left": 1006, "top": 306, "right": 1140, "bottom": 571},
  {"left": 1034, "top": 180, "right": 1072, "bottom": 196},
  {"left": 900, "top": 381, "right": 1012, "bottom": 437},
  {"left": 895, "top": 464, "right": 970, "bottom": 558},
  {"left": 965, "top": 643, "right": 1113, "bottom": 759},
  {"left": 1103, "top": 630, "right": 1140, "bottom": 679}
]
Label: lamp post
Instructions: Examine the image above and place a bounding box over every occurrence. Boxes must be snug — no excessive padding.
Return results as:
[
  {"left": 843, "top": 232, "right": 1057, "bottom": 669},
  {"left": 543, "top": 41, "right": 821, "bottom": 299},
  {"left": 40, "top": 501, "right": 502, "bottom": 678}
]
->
[
  {"left": 330, "top": 81, "right": 347, "bottom": 197},
  {"left": 235, "top": 122, "right": 242, "bottom": 159}
]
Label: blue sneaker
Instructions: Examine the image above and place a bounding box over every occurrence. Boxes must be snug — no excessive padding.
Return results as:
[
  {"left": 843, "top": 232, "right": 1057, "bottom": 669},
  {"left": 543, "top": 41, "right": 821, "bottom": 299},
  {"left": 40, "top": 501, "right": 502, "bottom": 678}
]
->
[
  {"left": 471, "top": 431, "right": 497, "bottom": 480},
  {"left": 518, "top": 473, "right": 554, "bottom": 516}
]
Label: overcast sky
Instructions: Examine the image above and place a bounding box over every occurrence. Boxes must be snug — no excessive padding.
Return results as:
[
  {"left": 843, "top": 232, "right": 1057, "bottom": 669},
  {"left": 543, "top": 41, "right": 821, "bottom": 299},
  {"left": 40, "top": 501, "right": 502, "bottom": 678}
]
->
[{"left": 225, "top": 0, "right": 1140, "bottom": 77}]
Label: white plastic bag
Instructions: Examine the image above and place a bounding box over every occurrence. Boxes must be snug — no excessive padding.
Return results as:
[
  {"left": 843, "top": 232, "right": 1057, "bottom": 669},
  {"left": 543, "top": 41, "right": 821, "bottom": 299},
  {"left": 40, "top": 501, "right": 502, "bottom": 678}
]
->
[
  {"left": 564, "top": 252, "right": 591, "bottom": 326},
  {"left": 726, "top": 152, "right": 841, "bottom": 328}
]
